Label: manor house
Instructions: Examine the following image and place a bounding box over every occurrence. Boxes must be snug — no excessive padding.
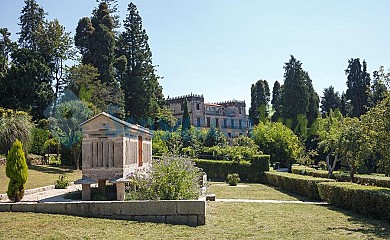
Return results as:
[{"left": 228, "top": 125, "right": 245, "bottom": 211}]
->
[{"left": 166, "top": 93, "right": 250, "bottom": 138}]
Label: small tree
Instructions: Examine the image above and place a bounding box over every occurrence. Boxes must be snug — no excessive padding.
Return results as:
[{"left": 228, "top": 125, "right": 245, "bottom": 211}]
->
[{"left": 6, "top": 140, "right": 28, "bottom": 202}]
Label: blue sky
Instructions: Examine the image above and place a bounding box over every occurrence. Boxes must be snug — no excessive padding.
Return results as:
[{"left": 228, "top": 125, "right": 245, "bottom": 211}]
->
[{"left": 1, "top": 0, "right": 389, "bottom": 109}]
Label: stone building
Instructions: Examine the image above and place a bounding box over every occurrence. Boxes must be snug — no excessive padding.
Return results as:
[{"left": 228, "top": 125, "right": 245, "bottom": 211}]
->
[
  {"left": 166, "top": 93, "right": 250, "bottom": 137},
  {"left": 76, "top": 112, "right": 153, "bottom": 201}
]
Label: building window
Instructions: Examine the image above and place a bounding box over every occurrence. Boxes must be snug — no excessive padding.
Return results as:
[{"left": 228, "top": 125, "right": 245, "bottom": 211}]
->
[
  {"left": 239, "top": 120, "right": 242, "bottom": 129},
  {"left": 207, "top": 117, "right": 211, "bottom": 127},
  {"left": 231, "top": 119, "right": 234, "bottom": 129},
  {"left": 216, "top": 118, "right": 219, "bottom": 127},
  {"left": 239, "top": 107, "right": 242, "bottom": 114},
  {"left": 197, "top": 117, "right": 201, "bottom": 127},
  {"left": 223, "top": 118, "right": 227, "bottom": 128},
  {"left": 228, "top": 132, "right": 232, "bottom": 138},
  {"left": 196, "top": 103, "right": 200, "bottom": 110}
]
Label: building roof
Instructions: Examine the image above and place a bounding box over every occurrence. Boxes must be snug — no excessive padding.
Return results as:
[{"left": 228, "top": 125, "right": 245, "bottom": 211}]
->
[{"left": 79, "top": 112, "right": 153, "bottom": 135}]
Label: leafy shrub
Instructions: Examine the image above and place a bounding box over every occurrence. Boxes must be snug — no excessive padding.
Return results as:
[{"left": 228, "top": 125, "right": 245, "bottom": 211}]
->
[
  {"left": 135, "top": 155, "right": 202, "bottom": 200},
  {"left": 204, "top": 126, "right": 227, "bottom": 147},
  {"left": 54, "top": 175, "right": 69, "bottom": 189},
  {"left": 6, "top": 140, "right": 28, "bottom": 202},
  {"left": 30, "top": 127, "right": 50, "bottom": 155},
  {"left": 194, "top": 155, "right": 270, "bottom": 182},
  {"left": 226, "top": 173, "right": 240, "bottom": 186},
  {"left": 251, "top": 121, "right": 304, "bottom": 170},
  {"left": 318, "top": 182, "right": 390, "bottom": 221},
  {"left": 265, "top": 172, "right": 335, "bottom": 200}
]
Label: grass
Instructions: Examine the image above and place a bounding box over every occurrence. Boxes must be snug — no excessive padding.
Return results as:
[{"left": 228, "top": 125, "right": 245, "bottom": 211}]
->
[
  {"left": 208, "top": 182, "right": 307, "bottom": 201},
  {"left": 0, "top": 165, "right": 81, "bottom": 193},
  {"left": 1, "top": 202, "right": 389, "bottom": 239}
]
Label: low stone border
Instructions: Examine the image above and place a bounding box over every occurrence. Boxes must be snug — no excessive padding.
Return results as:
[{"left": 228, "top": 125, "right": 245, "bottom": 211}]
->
[{"left": 0, "top": 200, "right": 206, "bottom": 226}]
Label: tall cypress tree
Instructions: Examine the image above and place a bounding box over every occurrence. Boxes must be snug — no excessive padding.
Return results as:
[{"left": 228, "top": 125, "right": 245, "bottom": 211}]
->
[
  {"left": 249, "top": 79, "right": 270, "bottom": 125},
  {"left": 271, "top": 80, "right": 282, "bottom": 122},
  {"left": 118, "top": 2, "right": 164, "bottom": 123},
  {"left": 280, "top": 55, "right": 310, "bottom": 130},
  {"left": 304, "top": 72, "right": 319, "bottom": 126},
  {"left": 345, "top": 58, "right": 371, "bottom": 117},
  {"left": 18, "top": 0, "right": 45, "bottom": 51},
  {"left": 181, "top": 98, "right": 191, "bottom": 131}
]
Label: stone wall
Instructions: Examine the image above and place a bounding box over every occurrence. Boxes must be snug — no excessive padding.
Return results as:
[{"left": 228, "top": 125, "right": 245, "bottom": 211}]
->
[{"left": 0, "top": 200, "right": 206, "bottom": 226}]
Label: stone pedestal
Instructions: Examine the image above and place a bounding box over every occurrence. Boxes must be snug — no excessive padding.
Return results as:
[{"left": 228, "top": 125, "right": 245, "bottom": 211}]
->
[
  {"left": 82, "top": 184, "right": 91, "bottom": 201},
  {"left": 98, "top": 179, "right": 106, "bottom": 195},
  {"left": 116, "top": 183, "right": 125, "bottom": 201}
]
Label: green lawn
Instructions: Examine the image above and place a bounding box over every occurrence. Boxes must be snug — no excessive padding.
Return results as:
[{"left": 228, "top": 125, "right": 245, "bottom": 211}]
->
[
  {"left": 0, "top": 202, "right": 389, "bottom": 239},
  {"left": 208, "top": 182, "right": 307, "bottom": 201},
  {"left": 0, "top": 165, "right": 81, "bottom": 193}
]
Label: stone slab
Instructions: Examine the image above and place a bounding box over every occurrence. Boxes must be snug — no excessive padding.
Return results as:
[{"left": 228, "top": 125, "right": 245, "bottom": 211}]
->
[
  {"left": 11, "top": 203, "right": 36, "bottom": 212},
  {"left": 0, "top": 204, "right": 11, "bottom": 212},
  {"left": 177, "top": 201, "right": 205, "bottom": 215}
]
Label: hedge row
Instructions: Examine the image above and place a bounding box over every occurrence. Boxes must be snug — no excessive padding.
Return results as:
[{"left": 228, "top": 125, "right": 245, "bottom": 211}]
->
[
  {"left": 194, "top": 155, "right": 270, "bottom": 182},
  {"left": 265, "top": 172, "right": 335, "bottom": 200},
  {"left": 292, "top": 166, "right": 390, "bottom": 188},
  {"left": 318, "top": 182, "right": 390, "bottom": 221}
]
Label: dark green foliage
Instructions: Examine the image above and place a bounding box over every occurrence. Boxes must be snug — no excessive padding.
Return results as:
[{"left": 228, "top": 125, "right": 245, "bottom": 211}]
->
[
  {"left": 249, "top": 79, "right": 270, "bottom": 124},
  {"left": 6, "top": 140, "right": 28, "bottom": 202},
  {"left": 18, "top": 0, "right": 45, "bottom": 51},
  {"left": 0, "top": 28, "right": 13, "bottom": 78},
  {"left": 280, "top": 55, "right": 310, "bottom": 130},
  {"left": 320, "top": 86, "right": 341, "bottom": 116},
  {"left": 304, "top": 72, "right": 320, "bottom": 127},
  {"left": 271, "top": 80, "right": 282, "bottom": 122},
  {"left": 345, "top": 58, "right": 371, "bottom": 117},
  {"left": 318, "top": 182, "right": 390, "bottom": 221},
  {"left": 30, "top": 127, "right": 49, "bottom": 155},
  {"left": 371, "top": 67, "right": 388, "bottom": 105},
  {"left": 251, "top": 121, "right": 303, "bottom": 172},
  {"left": 226, "top": 173, "right": 240, "bottom": 186},
  {"left": 181, "top": 98, "right": 191, "bottom": 131},
  {"left": 194, "top": 155, "right": 270, "bottom": 182},
  {"left": 118, "top": 2, "right": 164, "bottom": 123},
  {"left": 265, "top": 172, "right": 335, "bottom": 200}
]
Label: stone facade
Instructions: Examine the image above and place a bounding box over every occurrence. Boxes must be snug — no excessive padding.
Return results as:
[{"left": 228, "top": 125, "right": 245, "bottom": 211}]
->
[
  {"left": 77, "top": 112, "right": 153, "bottom": 200},
  {"left": 167, "top": 94, "right": 250, "bottom": 137}
]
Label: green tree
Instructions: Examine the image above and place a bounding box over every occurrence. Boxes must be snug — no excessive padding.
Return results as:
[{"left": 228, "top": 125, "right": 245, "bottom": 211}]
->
[
  {"left": 49, "top": 100, "right": 92, "bottom": 169},
  {"left": 249, "top": 79, "right": 270, "bottom": 124},
  {"left": 118, "top": 2, "right": 164, "bottom": 123},
  {"left": 204, "top": 126, "right": 227, "bottom": 147},
  {"left": 18, "top": 0, "right": 45, "bottom": 51},
  {"left": 181, "top": 98, "right": 191, "bottom": 131},
  {"left": 0, "top": 28, "right": 13, "bottom": 78},
  {"left": 320, "top": 86, "right": 341, "bottom": 116},
  {"left": 6, "top": 140, "right": 28, "bottom": 202},
  {"left": 345, "top": 58, "right": 371, "bottom": 117},
  {"left": 0, "top": 108, "right": 34, "bottom": 154},
  {"left": 271, "top": 80, "right": 282, "bottom": 122},
  {"left": 316, "top": 109, "right": 344, "bottom": 177},
  {"left": 304, "top": 72, "right": 320, "bottom": 127},
  {"left": 280, "top": 55, "right": 310, "bottom": 131},
  {"left": 339, "top": 117, "right": 369, "bottom": 180},
  {"left": 371, "top": 66, "right": 388, "bottom": 105},
  {"left": 251, "top": 121, "right": 303, "bottom": 172}
]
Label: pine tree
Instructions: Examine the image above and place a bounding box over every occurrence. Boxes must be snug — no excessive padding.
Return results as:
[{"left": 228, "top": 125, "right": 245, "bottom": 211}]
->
[
  {"left": 6, "top": 140, "right": 28, "bottom": 202},
  {"left": 280, "top": 55, "right": 310, "bottom": 130},
  {"left": 320, "top": 86, "right": 341, "bottom": 116},
  {"left": 345, "top": 58, "right": 371, "bottom": 117},
  {"left": 304, "top": 72, "right": 319, "bottom": 127},
  {"left": 271, "top": 80, "right": 282, "bottom": 122},
  {"left": 18, "top": 0, "right": 45, "bottom": 51},
  {"left": 249, "top": 79, "right": 270, "bottom": 125},
  {"left": 119, "top": 2, "right": 164, "bottom": 123}
]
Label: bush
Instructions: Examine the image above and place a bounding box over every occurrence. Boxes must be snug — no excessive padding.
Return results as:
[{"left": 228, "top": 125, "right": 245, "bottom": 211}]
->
[
  {"left": 54, "top": 175, "right": 69, "bottom": 189},
  {"left": 134, "top": 155, "right": 202, "bottom": 200},
  {"left": 194, "top": 155, "right": 270, "bottom": 182},
  {"left": 318, "top": 182, "right": 390, "bottom": 221},
  {"left": 6, "top": 140, "right": 28, "bottom": 202},
  {"left": 251, "top": 121, "right": 304, "bottom": 170},
  {"left": 30, "top": 127, "right": 50, "bottom": 155},
  {"left": 265, "top": 172, "right": 335, "bottom": 200},
  {"left": 226, "top": 173, "right": 240, "bottom": 186}
]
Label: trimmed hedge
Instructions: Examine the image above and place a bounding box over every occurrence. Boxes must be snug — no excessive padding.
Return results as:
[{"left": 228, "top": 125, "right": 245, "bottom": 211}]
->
[
  {"left": 265, "top": 172, "right": 335, "bottom": 200},
  {"left": 194, "top": 154, "right": 270, "bottom": 182},
  {"left": 318, "top": 182, "right": 390, "bottom": 221},
  {"left": 292, "top": 165, "right": 390, "bottom": 188}
]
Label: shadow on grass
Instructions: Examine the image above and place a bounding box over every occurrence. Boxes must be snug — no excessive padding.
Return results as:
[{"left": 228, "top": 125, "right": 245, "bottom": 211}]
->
[
  {"left": 265, "top": 184, "right": 311, "bottom": 201},
  {"left": 29, "top": 165, "right": 76, "bottom": 174},
  {"left": 325, "top": 205, "right": 390, "bottom": 239}
]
